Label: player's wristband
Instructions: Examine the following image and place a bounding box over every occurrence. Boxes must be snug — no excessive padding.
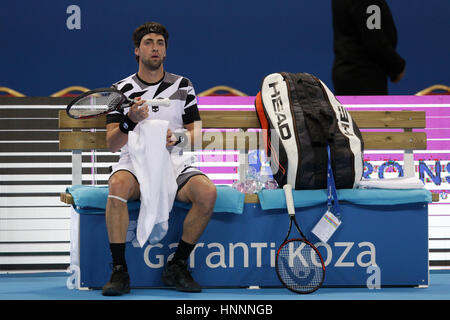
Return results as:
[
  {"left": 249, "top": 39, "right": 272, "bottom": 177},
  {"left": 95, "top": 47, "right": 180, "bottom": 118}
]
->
[
  {"left": 173, "top": 134, "right": 183, "bottom": 146},
  {"left": 118, "top": 115, "right": 137, "bottom": 134},
  {"left": 173, "top": 132, "right": 189, "bottom": 148}
]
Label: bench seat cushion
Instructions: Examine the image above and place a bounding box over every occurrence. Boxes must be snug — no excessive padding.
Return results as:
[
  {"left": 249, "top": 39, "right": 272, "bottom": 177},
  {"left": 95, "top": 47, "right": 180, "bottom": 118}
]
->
[
  {"left": 66, "top": 184, "right": 432, "bottom": 215},
  {"left": 257, "top": 188, "right": 432, "bottom": 210},
  {"left": 66, "top": 184, "right": 245, "bottom": 214}
]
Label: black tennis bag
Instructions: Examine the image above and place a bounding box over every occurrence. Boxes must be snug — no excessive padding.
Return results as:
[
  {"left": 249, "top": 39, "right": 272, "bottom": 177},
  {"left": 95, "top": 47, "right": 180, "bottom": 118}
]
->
[{"left": 255, "top": 72, "right": 364, "bottom": 189}]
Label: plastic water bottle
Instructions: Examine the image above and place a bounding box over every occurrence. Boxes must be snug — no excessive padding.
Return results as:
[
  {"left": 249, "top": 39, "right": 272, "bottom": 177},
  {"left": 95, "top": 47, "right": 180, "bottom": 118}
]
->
[
  {"left": 232, "top": 166, "right": 279, "bottom": 193},
  {"left": 232, "top": 180, "right": 245, "bottom": 193},
  {"left": 243, "top": 179, "right": 257, "bottom": 193},
  {"left": 264, "top": 178, "right": 279, "bottom": 190}
]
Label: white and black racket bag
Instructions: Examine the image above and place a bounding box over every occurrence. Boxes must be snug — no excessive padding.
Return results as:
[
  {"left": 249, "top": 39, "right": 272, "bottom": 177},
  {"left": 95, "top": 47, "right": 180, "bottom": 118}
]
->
[{"left": 255, "top": 72, "right": 364, "bottom": 189}]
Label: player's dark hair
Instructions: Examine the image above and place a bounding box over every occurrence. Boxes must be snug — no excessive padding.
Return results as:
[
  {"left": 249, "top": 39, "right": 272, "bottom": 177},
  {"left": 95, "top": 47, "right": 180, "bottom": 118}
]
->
[{"left": 133, "top": 22, "right": 169, "bottom": 62}]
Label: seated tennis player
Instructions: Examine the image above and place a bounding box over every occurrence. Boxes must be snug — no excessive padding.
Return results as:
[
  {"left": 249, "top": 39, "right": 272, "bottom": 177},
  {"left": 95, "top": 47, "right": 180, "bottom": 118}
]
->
[{"left": 101, "top": 21, "right": 217, "bottom": 296}]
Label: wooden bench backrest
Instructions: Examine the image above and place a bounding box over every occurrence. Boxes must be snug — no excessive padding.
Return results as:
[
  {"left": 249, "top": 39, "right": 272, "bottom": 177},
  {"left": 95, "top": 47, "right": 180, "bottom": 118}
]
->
[
  {"left": 58, "top": 108, "right": 439, "bottom": 202},
  {"left": 59, "top": 110, "right": 427, "bottom": 151}
]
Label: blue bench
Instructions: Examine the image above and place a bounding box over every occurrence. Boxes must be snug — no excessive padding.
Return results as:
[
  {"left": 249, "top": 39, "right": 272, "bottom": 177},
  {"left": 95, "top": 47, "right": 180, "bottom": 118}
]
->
[
  {"left": 59, "top": 107, "right": 433, "bottom": 289},
  {"left": 65, "top": 185, "right": 431, "bottom": 289}
]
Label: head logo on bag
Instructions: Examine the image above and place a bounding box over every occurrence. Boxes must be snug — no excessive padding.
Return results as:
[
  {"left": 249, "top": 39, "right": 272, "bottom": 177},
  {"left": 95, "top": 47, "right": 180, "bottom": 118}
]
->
[
  {"left": 267, "top": 81, "right": 292, "bottom": 140},
  {"left": 255, "top": 72, "right": 364, "bottom": 190}
]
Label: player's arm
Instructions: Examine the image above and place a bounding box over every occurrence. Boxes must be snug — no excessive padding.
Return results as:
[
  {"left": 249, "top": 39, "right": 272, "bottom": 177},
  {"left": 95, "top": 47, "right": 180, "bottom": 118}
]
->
[
  {"left": 106, "top": 123, "right": 127, "bottom": 153},
  {"left": 106, "top": 99, "right": 148, "bottom": 152},
  {"left": 180, "top": 78, "right": 202, "bottom": 149},
  {"left": 184, "top": 120, "right": 202, "bottom": 148}
]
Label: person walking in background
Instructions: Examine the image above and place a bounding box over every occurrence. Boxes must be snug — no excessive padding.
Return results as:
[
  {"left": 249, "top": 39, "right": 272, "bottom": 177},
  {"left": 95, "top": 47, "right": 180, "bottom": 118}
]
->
[{"left": 332, "top": 0, "right": 406, "bottom": 95}]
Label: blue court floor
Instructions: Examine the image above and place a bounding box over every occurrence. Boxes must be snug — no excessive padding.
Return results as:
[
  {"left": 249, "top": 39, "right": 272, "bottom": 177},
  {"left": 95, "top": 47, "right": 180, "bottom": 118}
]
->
[{"left": 0, "top": 270, "right": 449, "bottom": 301}]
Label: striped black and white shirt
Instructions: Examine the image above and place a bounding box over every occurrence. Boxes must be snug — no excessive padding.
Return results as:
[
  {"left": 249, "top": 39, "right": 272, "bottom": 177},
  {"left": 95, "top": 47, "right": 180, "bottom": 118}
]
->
[
  {"left": 107, "top": 72, "right": 201, "bottom": 159},
  {"left": 107, "top": 72, "right": 200, "bottom": 130}
]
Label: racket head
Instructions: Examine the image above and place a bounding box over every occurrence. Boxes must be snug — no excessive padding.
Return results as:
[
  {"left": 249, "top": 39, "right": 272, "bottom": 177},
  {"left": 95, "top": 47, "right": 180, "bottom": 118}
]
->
[
  {"left": 276, "top": 238, "right": 325, "bottom": 294},
  {"left": 66, "top": 88, "right": 127, "bottom": 119}
]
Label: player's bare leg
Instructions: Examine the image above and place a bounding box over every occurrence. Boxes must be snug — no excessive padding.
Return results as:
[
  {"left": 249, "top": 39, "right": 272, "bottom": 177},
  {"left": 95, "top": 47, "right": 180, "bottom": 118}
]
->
[
  {"left": 176, "top": 175, "right": 217, "bottom": 243},
  {"left": 105, "top": 171, "right": 140, "bottom": 242},
  {"left": 102, "top": 170, "right": 140, "bottom": 296},
  {"left": 162, "top": 175, "right": 217, "bottom": 292}
]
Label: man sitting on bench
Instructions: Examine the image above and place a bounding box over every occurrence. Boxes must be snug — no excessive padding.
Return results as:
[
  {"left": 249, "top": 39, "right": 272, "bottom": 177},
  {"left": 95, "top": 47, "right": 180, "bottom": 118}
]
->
[{"left": 101, "top": 21, "right": 217, "bottom": 296}]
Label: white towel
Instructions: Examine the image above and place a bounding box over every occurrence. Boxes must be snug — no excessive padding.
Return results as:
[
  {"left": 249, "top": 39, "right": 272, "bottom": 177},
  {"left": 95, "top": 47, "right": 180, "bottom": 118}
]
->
[
  {"left": 128, "top": 119, "right": 178, "bottom": 247},
  {"left": 357, "top": 176, "right": 425, "bottom": 189}
]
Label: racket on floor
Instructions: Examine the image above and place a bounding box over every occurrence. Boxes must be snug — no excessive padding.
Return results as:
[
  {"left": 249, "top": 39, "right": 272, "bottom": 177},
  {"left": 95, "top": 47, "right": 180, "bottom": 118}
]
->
[
  {"left": 275, "top": 184, "right": 325, "bottom": 294},
  {"left": 66, "top": 87, "right": 170, "bottom": 119}
]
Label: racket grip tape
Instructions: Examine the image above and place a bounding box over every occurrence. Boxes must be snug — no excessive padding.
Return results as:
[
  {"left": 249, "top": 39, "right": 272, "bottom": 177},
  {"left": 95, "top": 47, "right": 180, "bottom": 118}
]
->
[
  {"left": 283, "top": 184, "right": 296, "bottom": 216},
  {"left": 132, "top": 98, "right": 171, "bottom": 106}
]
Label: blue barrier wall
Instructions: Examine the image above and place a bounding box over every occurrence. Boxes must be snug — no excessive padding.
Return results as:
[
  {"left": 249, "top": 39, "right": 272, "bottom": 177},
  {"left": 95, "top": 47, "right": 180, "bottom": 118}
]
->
[
  {"left": 0, "top": 0, "right": 448, "bottom": 96},
  {"left": 75, "top": 201, "right": 429, "bottom": 288}
]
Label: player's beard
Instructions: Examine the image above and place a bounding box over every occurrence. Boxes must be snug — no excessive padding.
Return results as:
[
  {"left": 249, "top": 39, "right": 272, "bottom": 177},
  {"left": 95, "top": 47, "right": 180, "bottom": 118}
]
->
[{"left": 141, "top": 55, "right": 165, "bottom": 71}]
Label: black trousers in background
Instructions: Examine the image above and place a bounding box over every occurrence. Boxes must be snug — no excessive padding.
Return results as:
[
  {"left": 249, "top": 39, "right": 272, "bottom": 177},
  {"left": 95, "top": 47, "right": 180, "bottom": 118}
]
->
[{"left": 332, "top": 68, "right": 388, "bottom": 95}]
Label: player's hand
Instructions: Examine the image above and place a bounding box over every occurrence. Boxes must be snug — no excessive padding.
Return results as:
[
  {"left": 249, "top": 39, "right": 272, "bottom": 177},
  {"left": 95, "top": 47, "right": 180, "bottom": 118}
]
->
[
  {"left": 166, "top": 128, "right": 177, "bottom": 147},
  {"left": 127, "top": 97, "right": 149, "bottom": 123}
]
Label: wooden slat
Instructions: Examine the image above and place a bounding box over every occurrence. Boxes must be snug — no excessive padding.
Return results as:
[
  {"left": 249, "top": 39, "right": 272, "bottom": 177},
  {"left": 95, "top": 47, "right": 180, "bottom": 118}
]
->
[
  {"left": 58, "top": 130, "right": 427, "bottom": 151},
  {"left": 60, "top": 192, "right": 74, "bottom": 205},
  {"left": 202, "top": 131, "right": 262, "bottom": 151},
  {"left": 58, "top": 131, "right": 265, "bottom": 151},
  {"left": 244, "top": 193, "right": 259, "bottom": 203},
  {"left": 349, "top": 111, "right": 426, "bottom": 129},
  {"left": 58, "top": 110, "right": 106, "bottom": 129},
  {"left": 361, "top": 132, "right": 427, "bottom": 149},
  {"left": 204, "top": 131, "right": 426, "bottom": 151},
  {"left": 59, "top": 131, "right": 107, "bottom": 150},
  {"left": 61, "top": 110, "right": 426, "bottom": 130},
  {"left": 200, "top": 110, "right": 261, "bottom": 128},
  {"left": 200, "top": 110, "right": 426, "bottom": 129},
  {"left": 431, "top": 193, "right": 441, "bottom": 202}
]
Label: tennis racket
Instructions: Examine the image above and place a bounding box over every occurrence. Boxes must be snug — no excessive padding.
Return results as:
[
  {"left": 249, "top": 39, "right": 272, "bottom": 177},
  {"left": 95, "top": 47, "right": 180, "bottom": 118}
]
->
[
  {"left": 66, "top": 87, "right": 170, "bottom": 119},
  {"left": 275, "top": 184, "right": 325, "bottom": 294}
]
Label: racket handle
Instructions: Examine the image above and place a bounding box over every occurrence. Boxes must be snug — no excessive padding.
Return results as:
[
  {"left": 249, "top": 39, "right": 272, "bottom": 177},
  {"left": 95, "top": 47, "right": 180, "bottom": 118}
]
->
[
  {"left": 283, "top": 184, "right": 296, "bottom": 216},
  {"left": 131, "top": 98, "right": 170, "bottom": 106}
]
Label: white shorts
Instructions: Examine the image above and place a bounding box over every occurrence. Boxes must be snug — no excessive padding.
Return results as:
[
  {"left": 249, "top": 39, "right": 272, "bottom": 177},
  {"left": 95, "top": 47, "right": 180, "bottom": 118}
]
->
[{"left": 110, "top": 161, "right": 206, "bottom": 192}]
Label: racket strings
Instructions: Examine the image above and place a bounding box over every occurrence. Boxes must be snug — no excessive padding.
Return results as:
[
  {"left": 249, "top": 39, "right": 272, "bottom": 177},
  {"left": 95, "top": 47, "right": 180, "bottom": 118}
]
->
[
  {"left": 70, "top": 91, "right": 123, "bottom": 117},
  {"left": 277, "top": 240, "right": 324, "bottom": 293},
  {"left": 105, "top": 92, "right": 124, "bottom": 108}
]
